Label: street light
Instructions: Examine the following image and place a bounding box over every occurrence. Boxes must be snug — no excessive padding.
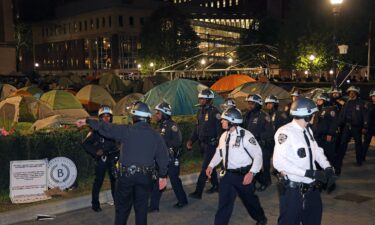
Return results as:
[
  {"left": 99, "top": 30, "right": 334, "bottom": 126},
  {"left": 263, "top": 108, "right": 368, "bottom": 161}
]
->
[
  {"left": 309, "top": 54, "right": 316, "bottom": 61},
  {"left": 149, "top": 62, "right": 154, "bottom": 67},
  {"left": 200, "top": 59, "right": 206, "bottom": 65},
  {"left": 34, "top": 63, "right": 40, "bottom": 68},
  {"left": 228, "top": 58, "right": 233, "bottom": 64},
  {"left": 137, "top": 64, "right": 142, "bottom": 69},
  {"left": 330, "top": 0, "right": 344, "bottom": 84}
]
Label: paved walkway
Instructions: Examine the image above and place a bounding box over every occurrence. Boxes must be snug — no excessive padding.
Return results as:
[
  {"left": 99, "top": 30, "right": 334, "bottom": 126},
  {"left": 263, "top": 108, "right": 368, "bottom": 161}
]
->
[{"left": 10, "top": 148, "right": 375, "bottom": 225}]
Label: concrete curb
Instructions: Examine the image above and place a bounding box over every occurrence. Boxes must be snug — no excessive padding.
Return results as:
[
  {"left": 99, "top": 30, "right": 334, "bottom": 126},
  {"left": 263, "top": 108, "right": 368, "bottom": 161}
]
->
[{"left": 0, "top": 173, "right": 200, "bottom": 225}]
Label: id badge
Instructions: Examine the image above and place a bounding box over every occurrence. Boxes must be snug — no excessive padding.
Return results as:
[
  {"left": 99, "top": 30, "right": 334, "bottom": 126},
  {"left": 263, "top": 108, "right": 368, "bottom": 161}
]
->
[
  {"left": 234, "top": 136, "right": 241, "bottom": 147},
  {"left": 205, "top": 113, "right": 209, "bottom": 121}
]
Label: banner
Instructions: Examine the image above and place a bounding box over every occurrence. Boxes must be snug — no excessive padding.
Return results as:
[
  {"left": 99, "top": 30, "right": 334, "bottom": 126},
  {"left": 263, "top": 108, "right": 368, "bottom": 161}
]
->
[{"left": 10, "top": 159, "right": 51, "bottom": 204}]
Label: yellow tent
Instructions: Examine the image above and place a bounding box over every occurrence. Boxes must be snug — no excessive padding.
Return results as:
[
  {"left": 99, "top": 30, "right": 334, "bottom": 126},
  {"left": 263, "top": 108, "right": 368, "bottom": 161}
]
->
[
  {"left": 30, "top": 115, "right": 77, "bottom": 131},
  {"left": 76, "top": 84, "right": 116, "bottom": 112},
  {"left": 114, "top": 93, "right": 143, "bottom": 116},
  {"left": 0, "top": 84, "right": 17, "bottom": 100}
]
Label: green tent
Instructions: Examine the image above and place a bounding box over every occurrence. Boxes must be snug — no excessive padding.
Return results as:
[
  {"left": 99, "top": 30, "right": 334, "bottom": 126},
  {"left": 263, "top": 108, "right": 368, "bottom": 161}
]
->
[
  {"left": 41, "top": 90, "right": 83, "bottom": 110},
  {"left": 19, "top": 86, "right": 44, "bottom": 99},
  {"left": 99, "top": 73, "right": 126, "bottom": 94},
  {"left": 142, "top": 79, "right": 224, "bottom": 116}
]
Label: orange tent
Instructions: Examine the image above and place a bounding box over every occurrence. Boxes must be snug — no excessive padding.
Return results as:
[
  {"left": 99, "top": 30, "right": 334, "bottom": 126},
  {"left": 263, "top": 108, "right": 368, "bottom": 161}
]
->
[
  {"left": 8, "top": 90, "right": 33, "bottom": 97},
  {"left": 211, "top": 74, "right": 256, "bottom": 93}
]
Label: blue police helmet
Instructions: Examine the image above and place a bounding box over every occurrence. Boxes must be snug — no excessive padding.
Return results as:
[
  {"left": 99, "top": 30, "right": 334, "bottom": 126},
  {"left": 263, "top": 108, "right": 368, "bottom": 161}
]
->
[{"left": 370, "top": 88, "right": 375, "bottom": 97}]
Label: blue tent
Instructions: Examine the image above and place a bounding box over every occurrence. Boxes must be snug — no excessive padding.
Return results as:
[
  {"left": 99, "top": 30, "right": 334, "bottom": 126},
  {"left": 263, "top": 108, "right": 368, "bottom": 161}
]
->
[{"left": 142, "top": 79, "right": 224, "bottom": 116}]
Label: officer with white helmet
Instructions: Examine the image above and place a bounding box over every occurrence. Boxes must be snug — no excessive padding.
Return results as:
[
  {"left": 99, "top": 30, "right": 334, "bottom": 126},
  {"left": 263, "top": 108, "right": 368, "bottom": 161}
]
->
[
  {"left": 243, "top": 94, "right": 274, "bottom": 191},
  {"left": 362, "top": 88, "right": 375, "bottom": 162},
  {"left": 206, "top": 108, "right": 267, "bottom": 225},
  {"left": 82, "top": 105, "right": 118, "bottom": 212},
  {"left": 273, "top": 97, "right": 336, "bottom": 225},
  {"left": 220, "top": 98, "right": 236, "bottom": 111},
  {"left": 187, "top": 88, "right": 222, "bottom": 199},
  {"left": 264, "top": 95, "right": 289, "bottom": 132},
  {"left": 77, "top": 101, "right": 169, "bottom": 225},
  {"left": 149, "top": 101, "right": 188, "bottom": 212},
  {"left": 336, "top": 85, "right": 367, "bottom": 174},
  {"left": 328, "top": 86, "right": 345, "bottom": 110}
]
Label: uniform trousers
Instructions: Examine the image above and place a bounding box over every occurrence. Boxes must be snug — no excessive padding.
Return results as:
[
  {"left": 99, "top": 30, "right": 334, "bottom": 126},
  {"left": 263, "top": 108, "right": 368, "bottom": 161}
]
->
[
  {"left": 195, "top": 143, "right": 219, "bottom": 194},
  {"left": 150, "top": 159, "right": 187, "bottom": 209},
  {"left": 336, "top": 125, "right": 363, "bottom": 170},
  {"left": 114, "top": 173, "right": 153, "bottom": 225},
  {"left": 92, "top": 158, "right": 116, "bottom": 208},
  {"left": 278, "top": 187, "right": 322, "bottom": 225},
  {"left": 362, "top": 129, "right": 374, "bottom": 161},
  {"left": 214, "top": 172, "right": 266, "bottom": 225}
]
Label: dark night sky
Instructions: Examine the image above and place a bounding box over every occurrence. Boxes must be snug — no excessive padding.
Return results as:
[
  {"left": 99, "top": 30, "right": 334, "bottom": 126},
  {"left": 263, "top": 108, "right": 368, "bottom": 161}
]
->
[{"left": 17, "top": 0, "right": 60, "bottom": 22}]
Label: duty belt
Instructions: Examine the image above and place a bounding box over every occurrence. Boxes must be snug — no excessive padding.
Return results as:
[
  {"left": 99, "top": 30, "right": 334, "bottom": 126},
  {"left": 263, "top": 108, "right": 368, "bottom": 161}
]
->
[
  {"left": 226, "top": 165, "right": 252, "bottom": 175},
  {"left": 285, "top": 180, "right": 322, "bottom": 194},
  {"left": 119, "top": 165, "right": 155, "bottom": 177}
]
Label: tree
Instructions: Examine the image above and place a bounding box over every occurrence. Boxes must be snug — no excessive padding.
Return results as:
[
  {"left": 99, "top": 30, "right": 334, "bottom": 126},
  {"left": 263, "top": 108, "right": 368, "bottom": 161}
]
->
[
  {"left": 138, "top": 4, "right": 200, "bottom": 74},
  {"left": 14, "top": 23, "right": 32, "bottom": 72}
]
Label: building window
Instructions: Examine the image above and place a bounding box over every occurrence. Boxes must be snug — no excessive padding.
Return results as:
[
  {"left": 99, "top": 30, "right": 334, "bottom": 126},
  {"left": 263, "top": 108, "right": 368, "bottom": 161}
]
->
[
  {"left": 217, "top": 1, "right": 220, "bottom": 8},
  {"left": 211, "top": 2, "right": 214, "bottom": 7},
  {"left": 63, "top": 24, "right": 66, "bottom": 34},
  {"left": 108, "top": 16, "right": 112, "bottom": 27},
  {"left": 140, "top": 17, "right": 144, "bottom": 25},
  {"left": 96, "top": 18, "right": 100, "bottom": 29},
  {"left": 42, "top": 27, "right": 44, "bottom": 37},
  {"left": 229, "top": 0, "right": 232, "bottom": 6},
  {"left": 129, "top": 16, "right": 134, "bottom": 26},
  {"left": 223, "top": 0, "right": 226, "bottom": 7},
  {"left": 74, "top": 22, "right": 78, "bottom": 32},
  {"left": 90, "top": 19, "right": 94, "bottom": 29},
  {"left": 79, "top": 21, "right": 82, "bottom": 31},
  {"left": 235, "top": 0, "right": 238, "bottom": 5},
  {"left": 102, "top": 17, "right": 105, "bottom": 28},
  {"left": 84, "top": 20, "right": 87, "bottom": 31},
  {"left": 119, "top": 16, "right": 123, "bottom": 27}
]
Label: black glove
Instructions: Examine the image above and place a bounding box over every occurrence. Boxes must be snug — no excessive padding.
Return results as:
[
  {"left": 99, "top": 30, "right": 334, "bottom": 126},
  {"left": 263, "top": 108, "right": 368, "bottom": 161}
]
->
[
  {"left": 305, "top": 170, "right": 327, "bottom": 183},
  {"left": 325, "top": 167, "right": 337, "bottom": 194}
]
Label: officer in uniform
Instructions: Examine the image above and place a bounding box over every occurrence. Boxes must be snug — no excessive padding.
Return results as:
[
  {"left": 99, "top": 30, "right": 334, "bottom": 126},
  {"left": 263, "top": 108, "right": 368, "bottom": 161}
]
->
[
  {"left": 284, "top": 89, "right": 300, "bottom": 120},
  {"left": 273, "top": 97, "right": 336, "bottom": 225},
  {"left": 206, "top": 108, "right": 267, "bottom": 225},
  {"left": 82, "top": 105, "right": 118, "bottom": 212},
  {"left": 220, "top": 98, "right": 236, "bottom": 111},
  {"left": 77, "top": 101, "right": 169, "bottom": 225},
  {"left": 328, "top": 86, "right": 345, "bottom": 111},
  {"left": 264, "top": 95, "right": 289, "bottom": 132},
  {"left": 243, "top": 94, "right": 274, "bottom": 191},
  {"left": 362, "top": 88, "right": 375, "bottom": 162},
  {"left": 149, "top": 101, "right": 188, "bottom": 212},
  {"left": 336, "top": 86, "right": 367, "bottom": 174},
  {"left": 312, "top": 93, "right": 339, "bottom": 168},
  {"left": 187, "top": 88, "right": 222, "bottom": 199}
]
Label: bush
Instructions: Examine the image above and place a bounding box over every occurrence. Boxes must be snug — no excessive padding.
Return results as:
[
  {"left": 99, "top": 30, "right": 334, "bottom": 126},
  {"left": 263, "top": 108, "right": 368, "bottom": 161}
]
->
[{"left": 0, "top": 116, "right": 201, "bottom": 193}]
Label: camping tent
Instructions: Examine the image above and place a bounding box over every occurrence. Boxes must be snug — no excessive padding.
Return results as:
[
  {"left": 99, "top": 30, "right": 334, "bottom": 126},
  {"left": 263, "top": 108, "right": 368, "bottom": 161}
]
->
[
  {"left": 40, "top": 90, "right": 89, "bottom": 118},
  {"left": 142, "top": 75, "right": 169, "bottom": 93},
  {"left": 229, "top": 82, "right": 291, "bottom": 110},
  {"left": 114, "top": 93, "right": 143, "bottom": 116},
  {"left": 76, "top": 84, "right": 116, "bottom": 112},
  {"left": 0, "top": 96, "right": 55, "bottom": 122},
  {"left": 8, "top": 90, "right": 32, "bottom": 97},
  {"left": 211, "top": 74, "right": 256, "bottom": 93},
  {"left": 302, "top": 87, "right": 331, "bottom": 101},
  {"left": 57, "top": 77, "right": 74, "bottom": 89},
  {"left": 99, "top": 73, "right": 126, "bottom": 94},
  {"left": 30, "top": 115, "right": 77, "bottom": 131},
  {"left": 0, "top": 83, "right": 17, "bottom": 100},
  {"left": 142, "top": 79, "right": 224, "bottom": 116},
  {"left": 20, "top": 86, "right": 44, "bottom": 99}
]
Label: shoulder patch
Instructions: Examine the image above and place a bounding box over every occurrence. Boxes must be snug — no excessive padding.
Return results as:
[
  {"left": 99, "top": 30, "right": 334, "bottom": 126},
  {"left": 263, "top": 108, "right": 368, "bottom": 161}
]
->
[
  {"left": 171, "top": 125, "right": 178, "bottom": 132},
  {"left": 265, "top": 115, "right": 271, "bottom": 122},
  {"left": 249, "top": 137, "right": 257, "bottom": 145},
  {"left": 216, "top": 113, "right": 221, "bottom": 120},
  {"left": 330, "top": 111, "right": 336, "bottom": 117},
  {"left": 278, "top": 133, "right": 288, "bottom": 144}
]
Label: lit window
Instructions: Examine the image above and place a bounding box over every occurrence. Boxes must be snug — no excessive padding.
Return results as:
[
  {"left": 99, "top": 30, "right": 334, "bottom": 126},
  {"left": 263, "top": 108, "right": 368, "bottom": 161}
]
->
[
  {"left": 236, "top": 0, "right": 238, "bottom": 5},
  {"left": 217, "top": 1, "right": 220, "bottom": 8},
  {"left": 211, "top": 2, "right": 214, "bottom": 7},
  {"left": 223, "top": 0, "right": 226, "bottom": 7},
  {"left": 229, "top": 0, "right": 232, "bottom": 6}
]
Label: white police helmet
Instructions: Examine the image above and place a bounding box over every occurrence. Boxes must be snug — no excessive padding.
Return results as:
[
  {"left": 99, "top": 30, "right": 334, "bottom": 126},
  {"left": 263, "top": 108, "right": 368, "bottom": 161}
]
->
[
  {"left": 291, "top": 90, "right": 300, "bottom": 97},
  {"left": 198, "top": 88, "right": 215, "bottom": 99},
  {"left": 221, "top": 108, "right": 243, "bottom": 124},
  {"left": 130, "top": 101, "right": 152, "bottom": 118},
  {"left": 265, "top": 95, "right": 279, "bottom": 104},
  {"left": 346, "top": 86, "right": 360, "bottom": 94},
  {"left": 245, "top": 94, "right": 263, "bottom": 105},
  {"left": 328, "top": 86, "right": 342, "bottom": 94},
  {"left": 155, "top": 101, "right": 172, "bottom": 116},
  {"left": 221, "top": 98, "right": 236, "bottom": 110},
  {"left": 370, "top": 88, "right": 375, "bottom": 97},
  {"left": 98, "top": 105, "right": 113, "bottom": 117},
  {"left": 316, "top": 93, "right": 330, "bottom": 102},
  {"left": 290, "top": 97, "right": 318, "bottom": 117}
]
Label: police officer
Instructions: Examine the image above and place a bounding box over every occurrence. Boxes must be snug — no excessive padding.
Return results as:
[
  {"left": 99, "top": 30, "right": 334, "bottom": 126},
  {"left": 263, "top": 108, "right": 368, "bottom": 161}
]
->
[
  {"left": 220, "top": 98, "right": 236, "bottom": 111},
  {"left": 186, "top": 88, "right": 222, "bottom": 199},
  {"left": 312, "top": 93, "right": 339, "bottom": 169},
  {"left": 149, "top": 101, "right": 188, "bottom": 212},
  {"left": 76, "top": 101, "right": 169, "bottom": 225},
  {"left": 264, "top": 95, "right": 289, "bottom": 132},
  {"left": 206, "top": 108, "right": 267, "bottom": 225},
  {"left": 243, "top": 94, "right": 274, "bottom": 191},
  {"left": 273, "top": 97, "right": 336, "bottom": 225},
  {"left": 336, "top": 86, "right": 367, "bottom": 174},
  {"left": 284, "top": 89, "right": 300, "bottom": 119},
  {"left": 82, "top": 105, "right": 118, "bottom": 212},
  {"left": 362, "top": 88, "right": 375, "bottom": 162},
  {"left": 328, "top": 86, "right": 345, "bottom": 111}
]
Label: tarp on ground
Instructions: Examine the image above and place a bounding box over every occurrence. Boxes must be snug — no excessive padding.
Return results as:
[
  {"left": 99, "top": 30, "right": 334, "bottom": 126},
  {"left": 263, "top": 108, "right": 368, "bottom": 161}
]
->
[
  {"left": 76, "top": 84, "right": 116, "bottom": 112},
  {"left": 0, "top": 83, "right": 17, "bottom": 100},
  {"left": 142, "top": 79, "right": 224, "bottom": 116},
  {"left": 114, "top": 93, "right": 143, "bottom": 116},
  {"left": 229, "top": 82, "right": 291, "bottom": 110},
  {"left": 0, "top": 96, "right": 55, "bottom": 122},
  {"left": 19, "top": 86, "right": 44, "bottom": 99},
  {"left": 211, "top": 74, "right": 256, "bottom": 93},
  {"left": 142, "top": 75, "right": 169, "bottom": 93},
  {"left": 30, "top": 115, "right": 77, "bottom": 131},
  {"left": 99, "top": 73, "right": 126, "bottom": 94}
]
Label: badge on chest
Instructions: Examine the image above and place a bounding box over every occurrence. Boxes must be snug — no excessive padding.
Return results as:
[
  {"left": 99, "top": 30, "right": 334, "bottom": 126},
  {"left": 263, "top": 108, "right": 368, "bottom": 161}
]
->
[
  {"left": 205, "top": 113, "right": 209, "bottom": 121},
  {"left": 234, "top": 136, "right": 241, "bottom": 147}
]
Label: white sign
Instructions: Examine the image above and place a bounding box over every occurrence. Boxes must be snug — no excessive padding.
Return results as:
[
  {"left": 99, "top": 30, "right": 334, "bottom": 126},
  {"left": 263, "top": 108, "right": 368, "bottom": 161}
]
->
[
  {"left": 10, "top": 159, "right": 50, "bottom": 204},
  {"left": 48, "top": 157, "right": 77, "bottom": 190}
]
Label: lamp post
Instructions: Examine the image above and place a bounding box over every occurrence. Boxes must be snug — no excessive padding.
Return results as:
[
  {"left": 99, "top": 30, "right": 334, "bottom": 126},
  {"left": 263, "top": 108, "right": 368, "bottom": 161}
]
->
[
  {"left": 149, "top": 62, "right": 155, "bottom": 75},
  {"left": 330, "top": 0, "right": 343, "bottom": 85}
]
